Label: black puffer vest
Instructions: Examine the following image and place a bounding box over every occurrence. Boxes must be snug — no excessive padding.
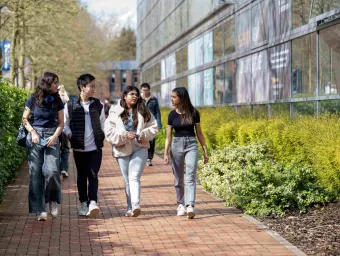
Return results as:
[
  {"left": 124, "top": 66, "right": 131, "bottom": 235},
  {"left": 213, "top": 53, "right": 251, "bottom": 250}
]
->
[{"left": 68, "top": 98, "right": 104, "bottom": 150}]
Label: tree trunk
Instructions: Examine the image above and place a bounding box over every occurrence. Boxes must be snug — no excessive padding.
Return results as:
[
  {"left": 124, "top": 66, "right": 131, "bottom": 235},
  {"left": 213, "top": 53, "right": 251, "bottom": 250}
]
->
[
  {"left": 9, "top": 5, "right": 19, "bottom": 84},
  {"left": 18, "top": 17, "right": 25, "bottom": 88}
]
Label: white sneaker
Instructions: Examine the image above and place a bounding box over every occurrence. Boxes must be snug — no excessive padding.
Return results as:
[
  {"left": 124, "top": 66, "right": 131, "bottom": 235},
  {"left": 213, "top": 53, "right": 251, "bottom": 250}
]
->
[
  {"left": 86, "top": 200, "right": 100, "bottom": 217},
  {"left": 37, "top": 212, "right": 47, "bottom": 221},
  {"left": 131, "top": 206, "right": 141, "bottom": 217},
  {"left": 79, "top": 202, "right": 88, "bottom": 216},
  {"left": 124, "top": 209, "right": 132, "bottom": 217},
  {"left": 49, "top": 201, "right": 58, "bottom": 218},
  {"left": 146, "top": 159, "right": 152, "bottom": 166},
  {"left": 177, "top": 204, "right": 186, "bottom": 216},
  {"left": 187, "top": 205, "right": 195, "bottom": 219},
  {"left": 61, "top": 170, "right": 68, "bottom": 177}
]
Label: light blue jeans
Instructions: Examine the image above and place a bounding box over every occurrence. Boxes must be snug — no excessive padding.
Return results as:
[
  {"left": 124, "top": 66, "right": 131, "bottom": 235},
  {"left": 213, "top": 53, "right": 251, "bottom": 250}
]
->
[
  {"left": 116, "top": 141, "right": 148, "bottom": 210},
  {"left": 26, "top": 127, "right": 61, "bottom": 213},
  {"left": 170, "top": 136, "right": 198, "bottom": 207}
]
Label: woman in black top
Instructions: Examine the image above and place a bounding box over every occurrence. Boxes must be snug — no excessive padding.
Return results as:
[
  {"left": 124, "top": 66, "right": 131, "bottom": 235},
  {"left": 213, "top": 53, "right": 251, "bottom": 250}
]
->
[
  {"left": 22, "top": 72, "right": 64, "bottom": 221},
  {"left": 164, "top": 87, "right": 209, "bottom": 219}
]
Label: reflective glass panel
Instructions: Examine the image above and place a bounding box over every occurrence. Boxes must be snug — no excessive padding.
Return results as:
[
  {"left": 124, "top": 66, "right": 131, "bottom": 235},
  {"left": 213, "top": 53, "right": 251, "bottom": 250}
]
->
[
  {"left": 292, "top": 33, "right": 317, "bottom": 98},
  {"left": 320, "top": 24, "right": 340, "bottom": 96}
]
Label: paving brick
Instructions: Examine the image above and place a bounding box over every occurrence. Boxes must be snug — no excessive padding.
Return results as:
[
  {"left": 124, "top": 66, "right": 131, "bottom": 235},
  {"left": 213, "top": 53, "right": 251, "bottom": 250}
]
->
[{"left": 0, "top": 143, "right": 303, "bottom": 255}]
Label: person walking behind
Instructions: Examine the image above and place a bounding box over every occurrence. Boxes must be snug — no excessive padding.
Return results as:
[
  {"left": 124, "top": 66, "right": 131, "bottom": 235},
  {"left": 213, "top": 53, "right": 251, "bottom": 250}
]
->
[
  {"left": 58, "top": 84, "right": 70, "bottom": 178},
  {"left": 141, "top": 83, "right": 162, "bottom": 166},
  {"left": 22, "top": 72, "right": 64, "bottom": 221},
  {"left": 164, "top": 87, "right": 209, "bottom": 219},
  {"left": 105, "top": 86, "right": 158, "bottom": 217},
  {"left": 63, "top": 74, "right": 106, "bottom": 217}
]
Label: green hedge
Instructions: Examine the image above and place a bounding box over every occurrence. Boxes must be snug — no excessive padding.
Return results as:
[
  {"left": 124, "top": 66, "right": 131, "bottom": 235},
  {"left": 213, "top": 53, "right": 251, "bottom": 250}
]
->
[
  {"left": 157, "top": 106, "right": 340, "bottom": 216},
  {"left": 0, "top": 80, "right": 28, "bottom": 202}
]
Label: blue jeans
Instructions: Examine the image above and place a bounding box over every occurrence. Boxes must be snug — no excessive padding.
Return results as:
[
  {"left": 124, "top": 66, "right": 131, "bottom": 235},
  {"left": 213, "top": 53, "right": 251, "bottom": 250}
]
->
[
  {"left": 170, "top": 136, "right": 198, "bottom": 207},
  {"left": 116, "top": 141, "right": 148, "bottom": 210},
  {"left": 26, "top": 127, "right": 61, "bottom": 213}
]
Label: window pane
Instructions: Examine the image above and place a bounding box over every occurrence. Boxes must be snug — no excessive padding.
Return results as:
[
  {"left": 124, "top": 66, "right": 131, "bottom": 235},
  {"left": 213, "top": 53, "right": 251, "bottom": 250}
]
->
[
  {"left": 195, "top": 37, "right": 204, "bottom": 67},
  {"left": 237, "top": 9, "right": 251, "bottom": 52},
  {"left": 236, "top": 55, "right": 252, "bottom": 103},
  {"left": 176, "top": 49, "right": 182, "bottom": 74},
  {"left": 252, "top": 0, "right": 268, "bottom": 47},
  {"left": 161, "top": 83, "right": 171, "bottom": 107},
  {"left": 238, "top": 105, "right": 252, "bottom": 116},
  {"left": 154, "top": 62, "right": 161, "bottom": 83},
  {"left": 188, "top": 74, "right": 196, "bottom": 105},
  {"left": 225, "top": 18, "right": 236, "bottom": 55},
  {"left": 320, "top": 100, "right": 340, "bottom": 115},
  {"left": 292, "top": 0, "right": 312, "bottom": 29},
  {"left": 195, "top": 72, "right": 204, "bottom": 106},
  {"left": 204, "top": 68, "right": 214, "bottom": 106},
  {"left": 214, "top": 25, "right": 223, "bottom": 60},
  {"left": 225, "top": 60, "right": 237, "bottom": 104},
  {"left": 269, "top": 0, "right": 291, "bottom": 38},
  {"left": 214, "top": 64, "right": 225, "bottom": 105},
  {"left": 161, "top": 59, "right": 166, "bottom": 80},
  {"left": 253, "top": 104, "right": 268, "bottom": 118},
  {"left": 188, "top": 41, "right": 195, "bottom": 69},
  {"left": 181, "top": 46, "right": 188, "bottom": 72},
  {"left": 269, "top": 42, "right": 291, "bottom": 100},
  {"left": 320, "top": 24, "right": 340, "bottom": 96},
  {"left": 293, "top": 101, "right": 316, "bottom": 116},
  {"left": 312, "top": 0, "right": 340, "bottom": 17},
  {"left": 252, "top": 50, "right": 270, "bottom": 102},
  {"left": 292, "top": 33, "right": 317, "bottom": 98},
  {"left": 271, "top": 103, "right": 290, "bottom": 117},
  {"left": 204, "top": 32, "right": 213, "bottom": 64},
  {"left": 153, "top": 85, "right": 162, "bottom": 105}
]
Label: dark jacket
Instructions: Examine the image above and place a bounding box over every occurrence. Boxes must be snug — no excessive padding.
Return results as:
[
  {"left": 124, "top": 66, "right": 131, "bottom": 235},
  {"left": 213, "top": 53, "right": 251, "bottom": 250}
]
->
[
  {"left": 145, "top": 96, "right": 162, "bottom": 129},
  {"left": 68, "top": 98, "right": 105, "bottom": 150}
]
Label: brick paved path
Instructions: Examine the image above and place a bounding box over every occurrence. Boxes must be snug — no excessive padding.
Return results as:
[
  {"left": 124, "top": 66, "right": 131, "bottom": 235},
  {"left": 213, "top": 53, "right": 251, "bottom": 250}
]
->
[{"left": 0, "top": 143, "right": 304, "bottom": 256}]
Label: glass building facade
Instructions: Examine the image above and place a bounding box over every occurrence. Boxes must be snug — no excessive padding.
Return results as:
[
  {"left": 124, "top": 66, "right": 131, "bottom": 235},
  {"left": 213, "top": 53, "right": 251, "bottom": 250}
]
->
[{"left": 137, "top": 0, "right": 340, "bottom": 115}]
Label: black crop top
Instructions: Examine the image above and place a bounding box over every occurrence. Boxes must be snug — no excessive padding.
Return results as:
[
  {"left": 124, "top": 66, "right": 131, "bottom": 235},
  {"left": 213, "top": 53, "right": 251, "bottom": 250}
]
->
[{"left": 167, "top": 109, "right": 200, "bottom": 137}]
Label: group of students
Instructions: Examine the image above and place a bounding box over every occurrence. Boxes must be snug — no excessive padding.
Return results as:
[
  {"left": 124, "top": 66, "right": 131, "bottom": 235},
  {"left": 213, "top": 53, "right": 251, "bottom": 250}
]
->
[{"left": 22, "top": 72, "right": 209, "bottom": 221}]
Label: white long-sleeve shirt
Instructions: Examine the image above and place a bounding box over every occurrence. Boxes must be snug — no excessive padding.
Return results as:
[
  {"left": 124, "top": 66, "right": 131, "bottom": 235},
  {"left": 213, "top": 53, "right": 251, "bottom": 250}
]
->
[{"left": 64, "top": 100, "right": 106, "bottom": 152}]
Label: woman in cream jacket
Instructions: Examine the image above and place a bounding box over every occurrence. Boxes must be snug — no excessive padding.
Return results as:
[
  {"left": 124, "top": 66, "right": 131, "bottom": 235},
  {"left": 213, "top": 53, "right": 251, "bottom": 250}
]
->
[{"left": 104, "top": 86, "right": 158, "bottom": 217}]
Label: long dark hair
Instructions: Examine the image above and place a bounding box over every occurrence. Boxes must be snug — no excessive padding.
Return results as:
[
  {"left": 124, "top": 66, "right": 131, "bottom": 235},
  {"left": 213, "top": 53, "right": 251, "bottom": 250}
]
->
[
  {"left": 172, "top": 87, "right": 199, "bottom": 124},
  {"left": 34, "top": 72, "right": 60, "bottom": 107},
  {"left": 120, "top": 86, "right": 151, "bottom": 128}
]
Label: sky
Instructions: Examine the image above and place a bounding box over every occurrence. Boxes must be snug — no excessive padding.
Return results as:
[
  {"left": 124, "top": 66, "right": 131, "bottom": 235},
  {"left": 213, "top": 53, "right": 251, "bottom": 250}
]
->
[{"left": 80, "top": 0, "right": 137, "bottom": 32}]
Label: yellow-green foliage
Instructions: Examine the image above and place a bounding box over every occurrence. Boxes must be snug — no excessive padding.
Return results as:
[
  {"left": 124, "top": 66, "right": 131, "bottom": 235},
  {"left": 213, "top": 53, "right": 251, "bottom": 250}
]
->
[{"left": 157, "top": 105, "right": 340, "bottom": 194}]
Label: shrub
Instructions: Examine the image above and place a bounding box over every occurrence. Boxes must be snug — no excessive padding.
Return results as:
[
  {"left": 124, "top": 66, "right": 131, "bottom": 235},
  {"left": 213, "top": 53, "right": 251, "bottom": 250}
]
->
[
  {"left": 198, "top": 143, "right": 333, "bottom": 216},
  {"left": 0, "top": 79, "right": 29, "bottom": 202}
]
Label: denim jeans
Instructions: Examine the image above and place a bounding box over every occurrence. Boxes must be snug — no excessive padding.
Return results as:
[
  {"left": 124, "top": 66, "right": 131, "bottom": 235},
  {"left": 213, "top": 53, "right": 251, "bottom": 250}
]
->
[
  {"left": 170, "top": 136, "right": 198, "bottom": 207},
  {"left": 73, "top": 149, "right": 102, "bottom": 204},
  {"left": 26, "top": 127, "right": 61, "bottom": 213},
  {"left": 60, "top": 133, "right": 69, "bottom": 173},
  {"left": 116, "top": 141, "right": 148, "bottom": 210}
]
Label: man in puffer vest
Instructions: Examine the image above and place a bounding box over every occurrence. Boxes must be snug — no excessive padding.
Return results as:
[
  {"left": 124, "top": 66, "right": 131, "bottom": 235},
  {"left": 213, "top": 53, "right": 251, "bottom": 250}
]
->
[{"left": 63, "top": 74, "right": 106, "bottom": 217}]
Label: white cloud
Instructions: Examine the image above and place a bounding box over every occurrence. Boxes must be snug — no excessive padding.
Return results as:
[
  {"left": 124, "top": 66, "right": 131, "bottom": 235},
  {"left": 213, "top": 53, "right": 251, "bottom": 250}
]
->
[{"left": 80, "top": 0, "right": 137, "bottom": 30}]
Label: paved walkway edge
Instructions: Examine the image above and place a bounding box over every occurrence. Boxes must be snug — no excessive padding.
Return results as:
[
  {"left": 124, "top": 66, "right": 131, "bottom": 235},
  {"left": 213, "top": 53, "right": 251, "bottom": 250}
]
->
[
  {"left": 241, "top": 215, "right": 307, "bottom": 256},
  {"left": 197, "top": 183, "right": 307, "bottom": 256}
]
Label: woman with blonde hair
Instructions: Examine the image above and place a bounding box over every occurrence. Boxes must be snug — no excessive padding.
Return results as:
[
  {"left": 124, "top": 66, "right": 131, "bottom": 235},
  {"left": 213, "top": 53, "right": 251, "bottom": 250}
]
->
[{"left": 58, "top": 84, "right": 70, "bottom": 177}]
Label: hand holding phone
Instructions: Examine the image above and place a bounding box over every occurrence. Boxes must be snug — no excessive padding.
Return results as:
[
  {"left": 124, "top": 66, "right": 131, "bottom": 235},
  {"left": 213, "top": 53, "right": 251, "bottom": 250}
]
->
[{"left": 40, "top": 138, "right": 48, "bottom": 146}]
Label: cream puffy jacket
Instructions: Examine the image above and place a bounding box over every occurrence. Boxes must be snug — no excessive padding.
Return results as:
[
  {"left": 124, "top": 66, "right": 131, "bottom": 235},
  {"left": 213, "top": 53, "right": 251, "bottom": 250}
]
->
[{"left": 104, "top": 100, "right": 159, "bottom": 157}]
